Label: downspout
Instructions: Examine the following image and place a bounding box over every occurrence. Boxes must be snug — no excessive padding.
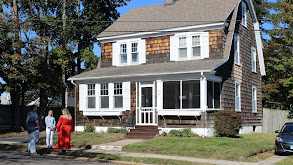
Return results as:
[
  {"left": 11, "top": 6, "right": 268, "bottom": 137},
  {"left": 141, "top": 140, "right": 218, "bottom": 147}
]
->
[{"left": 70, "top": 80, "right": 77, "bottom": 131}]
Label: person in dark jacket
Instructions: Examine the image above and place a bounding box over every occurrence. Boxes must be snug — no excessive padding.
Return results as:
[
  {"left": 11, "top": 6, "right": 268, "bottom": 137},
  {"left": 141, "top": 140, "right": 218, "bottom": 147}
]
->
[{"left": 26, "top": 105, "right": 40, "bottom": 155}]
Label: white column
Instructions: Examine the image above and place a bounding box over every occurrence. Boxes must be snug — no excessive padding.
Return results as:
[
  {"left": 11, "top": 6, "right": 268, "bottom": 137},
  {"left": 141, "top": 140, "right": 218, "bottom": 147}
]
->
[
  {"left": 156, "top": 80, "right": 163, "bottom": 111},
  {"left": 200, "top": 74, "right": 207, "bottom": 112}
]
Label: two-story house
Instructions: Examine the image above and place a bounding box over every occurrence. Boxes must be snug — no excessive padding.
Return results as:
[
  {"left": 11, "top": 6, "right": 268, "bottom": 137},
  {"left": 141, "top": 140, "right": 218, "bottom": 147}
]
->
[{"left": 68, "top": 0, "right": 266, "bottom": 137}]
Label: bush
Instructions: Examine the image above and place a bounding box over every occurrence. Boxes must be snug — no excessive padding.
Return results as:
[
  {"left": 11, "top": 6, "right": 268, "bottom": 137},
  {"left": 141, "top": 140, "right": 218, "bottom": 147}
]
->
[
  {"left": 159, "top": 128, "right": 199, "bottom": 137},
  {"left": 84, "top": 125, "right": 95, "bottom": 132},
  {"left": 214, "top": 111, "right": 242, "bottom": 137},
  {"left": 107, "top": 127, "right": 126, "bottom": 133}
]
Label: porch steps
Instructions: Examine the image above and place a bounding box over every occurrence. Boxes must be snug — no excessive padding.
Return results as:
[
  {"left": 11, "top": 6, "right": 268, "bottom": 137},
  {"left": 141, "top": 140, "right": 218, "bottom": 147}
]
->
[{"left": 126, "top": 125, "right": 159, "bottom": 139}]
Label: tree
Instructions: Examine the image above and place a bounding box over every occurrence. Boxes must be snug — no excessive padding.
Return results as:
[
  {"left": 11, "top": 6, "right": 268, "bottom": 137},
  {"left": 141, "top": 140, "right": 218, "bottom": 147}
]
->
[{"left": 262, "top": 0, "right": 293, "bottom": 110}]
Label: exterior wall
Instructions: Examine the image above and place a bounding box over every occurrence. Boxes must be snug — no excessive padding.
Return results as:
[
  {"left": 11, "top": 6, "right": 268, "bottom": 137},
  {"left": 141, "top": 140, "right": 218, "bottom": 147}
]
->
[
  {"left": 208, "top": 29, "right": 225, "bottom": 59},
  {"left": 100, "top": 42, "right": 113, "bottom": 62},
  {"left": 216, "top": 4, "right": 262, "bottom": 127}
]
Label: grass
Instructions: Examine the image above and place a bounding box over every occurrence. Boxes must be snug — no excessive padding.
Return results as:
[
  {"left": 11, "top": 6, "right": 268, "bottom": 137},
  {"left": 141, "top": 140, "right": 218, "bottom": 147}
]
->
[
  {"left": 0, "top": 144, "right": 213, "bottom": 165},
  {"left": 0, "top": 131, "right": 46, "bottom": 138},
  {"left": 123, "top": 133, "right": 276, "bottom": 162},
  {"left": 275, "top": 155, "right": 293, "bottom": 165},
  {"left": 38, "top": 132, "right": 125, "bottom": 148}
]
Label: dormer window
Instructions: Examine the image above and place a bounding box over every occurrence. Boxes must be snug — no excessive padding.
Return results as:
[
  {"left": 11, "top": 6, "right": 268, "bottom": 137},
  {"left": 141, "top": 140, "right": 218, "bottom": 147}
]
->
[
  {"left": 112, "top": 39, "right": 146, "bottom": 66},
  {"left": 170, "top": 32, "right": 209, "bottom": 61}
]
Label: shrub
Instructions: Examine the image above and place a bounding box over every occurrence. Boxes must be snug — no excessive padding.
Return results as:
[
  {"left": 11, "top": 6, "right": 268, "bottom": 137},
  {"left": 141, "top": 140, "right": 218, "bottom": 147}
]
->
[
  {"left": 107, "top": 127, "right": 126, "bottom": 133},
  {"left": 84, "top": 125, "right": 95, "bottom": 132},
  {"left": 159, "top": 128, "right": 199, "bottom": 137},
  {"left": 214, "top": 110, "right": 242, "bottom": 137}
]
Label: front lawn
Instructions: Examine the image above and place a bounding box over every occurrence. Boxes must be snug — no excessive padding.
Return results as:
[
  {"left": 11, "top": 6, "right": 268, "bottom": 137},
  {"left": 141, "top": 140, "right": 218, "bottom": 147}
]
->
[
  {"left": 38, "top": 132, "right": 124, "bottom": 148},
  {"left": 123, "top": 133, "right": 276, "bottom": 162},
  {"left": 0, "top": 131, "right": 46, "bottom": 138},
  {"left": 275, "top": 155, "right": 293, "bottom": 165}
]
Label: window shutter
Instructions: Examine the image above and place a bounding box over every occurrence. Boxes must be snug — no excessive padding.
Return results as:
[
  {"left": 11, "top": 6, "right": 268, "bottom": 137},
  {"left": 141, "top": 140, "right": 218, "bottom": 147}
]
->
[
  {"left": 123, "top": 81, "right": 131, "bottom": 110},
  {"left": 201, "top": 32, "right": 209, "bottom": 58},
  {"left": 170, "top": 36, "right": 178, "bottom": 61},
  {"left": 139, "top": 40, "right": 146, "bottom": 64},
  {"left": 112, "top": 43, "right": 119, "bottom": 66},
  {"left": 79, "top": 84, "right": 87, "bottom": 111}
]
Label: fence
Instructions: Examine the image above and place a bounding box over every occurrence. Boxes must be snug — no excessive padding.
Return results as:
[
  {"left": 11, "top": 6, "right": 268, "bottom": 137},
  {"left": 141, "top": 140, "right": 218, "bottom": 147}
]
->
[{"left": 262, "top": 108, "right": 293, "bottom": 133}]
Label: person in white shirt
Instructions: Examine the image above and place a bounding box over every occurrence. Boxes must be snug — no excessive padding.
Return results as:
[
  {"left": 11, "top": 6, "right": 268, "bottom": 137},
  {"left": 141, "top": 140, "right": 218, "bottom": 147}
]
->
[{"left": 45, "top": 110, "right": 56, "bottom": 148}]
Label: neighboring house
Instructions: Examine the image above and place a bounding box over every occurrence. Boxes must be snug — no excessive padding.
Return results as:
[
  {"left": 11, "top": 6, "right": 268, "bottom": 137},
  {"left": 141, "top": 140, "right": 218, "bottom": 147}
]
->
[
  {"left": 0, "top": 92, "right": 11, "bottom": 105},
  {"left": 69, "top": 0, "right": 265, "bottom": 137},
  {"left": 27, "top": 97, "right": 75, "bottom": 108}
]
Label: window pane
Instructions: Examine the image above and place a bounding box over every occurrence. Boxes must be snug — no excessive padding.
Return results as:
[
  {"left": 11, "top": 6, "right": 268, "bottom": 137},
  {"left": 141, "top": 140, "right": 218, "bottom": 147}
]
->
[
  {"left": 163, "top": 81, "right": 180, "bottom": 109},
  {"left": 179, "top": 37, "right": 186, "bottom": 47},
  {"left": 120, "top": 44, "right": 127, "bottom": 63},
  {"left": 132, "top": 43, "right": 138, "bottom": 52},
  {"left": 132, "top": 53, "right": 138, "bottom": 63},
  {"left": 114, "top": 96, "right": 123, "bottom": 108},
  {"left": 182, "top": 80, "right": 200, "bottom": 109},
  {"left": 214, "top": 82, "right": 221, "bottom": 109},
  {"left": 193, "top": 47, "right": 201, "bottom": 57},
  {"left": 141, "top": 87, "right": 153, "bottom": 107},
  {"left": 101, "top": 96, "right": 109, "bottom": 108},
  {"left": 192, "top": 36, "right": 200, "bottom": 46},
  {"left": 88, "top": 97, "right": 95, "bottom": 108},
  {"left": 179, "top": 48, "right": 187, "bottom": 58},
  {"left": 207, "top": 81, "right": 213, "bottom": 108}
]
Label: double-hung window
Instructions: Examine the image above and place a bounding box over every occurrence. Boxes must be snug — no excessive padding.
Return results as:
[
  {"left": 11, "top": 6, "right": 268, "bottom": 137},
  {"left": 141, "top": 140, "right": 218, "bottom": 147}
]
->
[
  {"left": 207, "top": 81, "right": 221, "bottom": 109},
  {"left": 114, "top": 83, "right": 123, "bottom": 108},
  {"left": 192, "top": 35, "right": 201, "bottom": 57},
  {"left": 100, "top": 83, "right": 109, "bottom": 109},
  {"left": 120, "top": 44, "right": 127, "bottom": 64},
  {"left": 252, "top": 86, "right": 257, "bottom": 113},
  {"left": 87, "top": 84, "right": 95, "bottom": 109},
  {"left": 234, "top": 34, "right": 240, "bottom": 65},
  {"left": 242, "top": 1, "right": 247, "bottom": 27},
  {"left": 179, "top": 37, "right": 187, "bottom": 59},
  {"left": 131, "top": 42, "right": 138, "bottom": 63},
  {"left": 251, "top": 47, "right": 256, "bottom": 72},
  {"left": 235, "top": 82, "right": 241, "bottom": 112}
]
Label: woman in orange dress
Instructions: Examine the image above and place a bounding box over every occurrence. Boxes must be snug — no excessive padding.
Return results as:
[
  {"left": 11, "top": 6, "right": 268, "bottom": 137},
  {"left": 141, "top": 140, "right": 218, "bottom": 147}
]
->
[{"left": 55, "top": 108, "right": 74, "bottom": 153}]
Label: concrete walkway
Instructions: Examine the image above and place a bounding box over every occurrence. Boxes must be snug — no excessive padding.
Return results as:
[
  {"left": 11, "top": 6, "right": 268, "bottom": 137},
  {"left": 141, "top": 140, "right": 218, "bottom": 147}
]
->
[
  {"left": 0, "top": 137, "right": 287, "bottom": 165},
  {"left": 92, "top": 139, "right": 145, "bottom": 151}
]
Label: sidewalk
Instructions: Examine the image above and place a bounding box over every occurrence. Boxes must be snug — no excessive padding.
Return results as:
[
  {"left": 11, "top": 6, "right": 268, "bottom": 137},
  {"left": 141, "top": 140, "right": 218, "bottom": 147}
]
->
[{"left": 0, "top": 137, "right": 287, "bottom": 165}]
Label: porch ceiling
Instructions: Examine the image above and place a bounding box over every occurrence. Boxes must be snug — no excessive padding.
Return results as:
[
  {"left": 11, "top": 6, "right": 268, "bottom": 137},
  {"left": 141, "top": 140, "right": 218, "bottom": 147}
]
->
[{"left": 68, "top": 59, "right": 224, "bottom": 81}]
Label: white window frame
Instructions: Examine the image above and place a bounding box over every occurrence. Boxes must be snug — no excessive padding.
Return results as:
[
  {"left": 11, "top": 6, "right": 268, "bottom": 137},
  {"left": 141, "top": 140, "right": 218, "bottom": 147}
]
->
[
  {"left": 87, "top": 84, "right": 96, "bottom": 109},
  {"left": 179, "top": 37, "right": 188, "bottom": 59},
  {"left": 234, "top": 34, "right": 240, "bottom": 65},
  {"left": 114, "top": 82, "right": 123, "bottom": 109},
  {"left": 242, "top": 1, "right": 247, "bottom": 27},
  {"left": 112, "top": 38, "right": 146, "bottom": 66},
  {"left": 252, "top": 86, "right": 257, "bottom": 113},
  {"left": 131, "top": 42, "right": 139, "bottom": 63},
  {"left": 207, "top": 81, "right": 222, "bottom": 110},
  {"left": 170, "top": 32, "right": 209, "bottom": 61},
  {"left": 100, "top": 83, "right": 109, "bottom": 109},
  {"left": 120, "top": 43, "right": 127, "bottom": 64},
  {"left": 251, "top": 47, "right": 257, "bottom": 72},
  {"left": 235, "top": 81, "right": 241, "bottom": 112},
  {"left": 192, "top": 35, "right": 201, "bottom": 57}
]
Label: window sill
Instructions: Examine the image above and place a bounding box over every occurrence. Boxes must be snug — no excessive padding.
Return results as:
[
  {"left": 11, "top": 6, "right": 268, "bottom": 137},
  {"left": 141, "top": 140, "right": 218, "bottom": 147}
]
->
[
  {"left": 252, "top": 70, "right": 257, "bottom": 74},
  {"left": 235, "top": 63, "right": 241, "bottom": 67},
  {"left": 235, "top": 110, "right": 242, "bottom": 113}
]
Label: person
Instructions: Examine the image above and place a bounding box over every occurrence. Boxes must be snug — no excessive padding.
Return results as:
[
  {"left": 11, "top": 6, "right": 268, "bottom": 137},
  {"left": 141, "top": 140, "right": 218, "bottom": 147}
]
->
[
  {"left": 26, "top": 105, "right": 40, "bottom": 155},
  {"left": 45, "top": 110, "right": 56, "bottom": 148},
  {"left": 55, "top": 108, "right": 74, "bottom": 153}
]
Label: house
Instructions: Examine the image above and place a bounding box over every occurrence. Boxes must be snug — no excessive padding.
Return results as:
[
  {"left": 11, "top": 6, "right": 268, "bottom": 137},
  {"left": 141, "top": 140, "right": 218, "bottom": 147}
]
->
[
  {"left": 68, "top": 0, "right": 265, "bottom": 137},
  {"left": 0, "top": 92, "right": 11, "bottom": 105},
  {"left": 26, "top": 96, "right": 75, "bottom": 108}
]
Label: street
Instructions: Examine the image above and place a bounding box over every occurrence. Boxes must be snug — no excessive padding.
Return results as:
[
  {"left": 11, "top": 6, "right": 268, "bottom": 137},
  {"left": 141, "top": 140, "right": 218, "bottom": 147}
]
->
[{"left": 0, "top": 150, "right": 113, "bottom": 165}]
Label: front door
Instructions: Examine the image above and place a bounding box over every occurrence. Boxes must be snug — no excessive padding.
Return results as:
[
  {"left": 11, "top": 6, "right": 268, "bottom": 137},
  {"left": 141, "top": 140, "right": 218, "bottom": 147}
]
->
[{"left": 137, "top": 84, "right": 156, "bottom": 125}]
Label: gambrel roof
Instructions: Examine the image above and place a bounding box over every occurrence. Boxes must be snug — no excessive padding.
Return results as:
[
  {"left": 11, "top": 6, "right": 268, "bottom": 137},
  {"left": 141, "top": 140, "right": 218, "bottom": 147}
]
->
[{"left": 97, "top": 0, "right": 240, "bottom": 39}]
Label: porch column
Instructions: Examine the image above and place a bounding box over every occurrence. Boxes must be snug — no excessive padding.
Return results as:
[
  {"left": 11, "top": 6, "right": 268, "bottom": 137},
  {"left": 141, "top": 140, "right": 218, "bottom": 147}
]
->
[
  {"left": 200, "top": 74, "right": 207, "bottom": 112},
  {"left": 156, "top": 80, "right": 163, "bottom": 110}
]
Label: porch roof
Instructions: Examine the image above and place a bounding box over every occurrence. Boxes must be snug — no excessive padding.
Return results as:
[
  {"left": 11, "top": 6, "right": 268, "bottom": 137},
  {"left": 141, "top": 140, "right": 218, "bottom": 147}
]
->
[{"left": 68, "top": 59, "right": 224, "bottom": 81}]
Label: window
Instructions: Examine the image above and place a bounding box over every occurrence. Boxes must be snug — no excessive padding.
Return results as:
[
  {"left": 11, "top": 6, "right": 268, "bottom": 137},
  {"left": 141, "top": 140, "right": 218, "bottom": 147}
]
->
[
  {"left": 192, "top": 35, "right": 201, "bottom": 57},
  {"left": 100, "top": 83, "right": 109, "bottom": 108},
  {"left": 163, "top": 80, "right": 200, "bottom": 109},
  {"left": 113, "top": 39, "right": 146, "bottom": 66},
  {"left": 170, "top": 32, "right": 209, "bottom": 61},
  {"left": 251, "top": 47, "right": 256, "bottom": 72},
  {"left": 252, "top": 86, "right": 257, "bottom": 113},
  {"left": 87, "top": 84, "right": 95, "bottom": 109},
  {"left": 131, "top": 42, "right": 138, "bottom": 63},
  {"left": 179, "top": 37, "right": 187, "bottom": 58},
  {"left": 234, "top": 34, "right": 240, "bottom": 65},
  {"left": 207, "top": 81, "right": 221, "bottom": 109},
  {"left": 242, "top": 1, "right": 247, "bottom": 27},
  {"left": 120, "top": 44, "right": 127, "bottom": 64},
  {"left": 114, "top": 83, "right": 123, "bottom": 108},
  {"left": 235, "top": 82, "right": 241, "bottom": 111}
]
